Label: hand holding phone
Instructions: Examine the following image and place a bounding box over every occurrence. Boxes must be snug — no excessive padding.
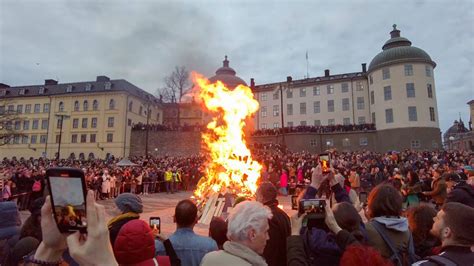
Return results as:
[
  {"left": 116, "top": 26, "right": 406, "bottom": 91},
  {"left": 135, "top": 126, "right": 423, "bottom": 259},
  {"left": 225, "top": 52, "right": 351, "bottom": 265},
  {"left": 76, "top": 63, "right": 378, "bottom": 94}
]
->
[{"left": 149, "top": 217, "right": 161, "bottom": 235}]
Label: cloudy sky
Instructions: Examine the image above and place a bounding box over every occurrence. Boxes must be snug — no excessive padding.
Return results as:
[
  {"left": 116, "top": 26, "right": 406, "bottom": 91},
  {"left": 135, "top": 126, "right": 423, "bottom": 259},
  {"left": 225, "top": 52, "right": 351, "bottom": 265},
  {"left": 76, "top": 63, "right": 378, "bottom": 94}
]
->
[{"left": 1, "top": 0, "right": 473, "bottom": 133}]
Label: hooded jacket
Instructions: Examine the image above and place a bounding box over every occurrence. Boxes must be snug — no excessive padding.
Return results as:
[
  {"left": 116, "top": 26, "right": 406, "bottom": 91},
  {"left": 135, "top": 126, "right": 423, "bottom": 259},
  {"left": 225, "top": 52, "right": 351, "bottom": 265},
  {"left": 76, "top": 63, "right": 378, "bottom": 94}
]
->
[{"left": 366, "top": 217, "right": 411, "bottom": 259}]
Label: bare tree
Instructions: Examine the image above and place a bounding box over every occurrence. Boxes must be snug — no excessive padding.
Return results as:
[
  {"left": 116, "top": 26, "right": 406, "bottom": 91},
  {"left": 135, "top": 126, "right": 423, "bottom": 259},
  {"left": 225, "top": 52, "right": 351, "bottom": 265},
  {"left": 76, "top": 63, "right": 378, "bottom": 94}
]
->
[
  {"left": 157, "top": 66, "right": 190, "bottom": 127},
  {"left": 0, "top": 99, "right": 22, "bottom": 146}
]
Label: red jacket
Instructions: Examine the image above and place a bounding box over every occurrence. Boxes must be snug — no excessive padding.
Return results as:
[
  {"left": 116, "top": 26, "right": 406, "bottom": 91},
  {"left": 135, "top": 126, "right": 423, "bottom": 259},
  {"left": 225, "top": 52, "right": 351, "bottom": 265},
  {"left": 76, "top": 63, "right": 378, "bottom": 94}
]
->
[{"left": 114, "top": 219, "right": 170, "bottom": 266}]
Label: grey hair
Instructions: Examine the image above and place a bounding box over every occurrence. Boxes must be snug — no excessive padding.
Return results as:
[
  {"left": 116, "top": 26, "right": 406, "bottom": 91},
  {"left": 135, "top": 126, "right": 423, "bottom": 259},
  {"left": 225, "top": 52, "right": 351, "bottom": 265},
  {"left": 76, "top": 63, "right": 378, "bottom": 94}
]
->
[{"left": 226, "top": 201, "right": 273, "bottom": 242}]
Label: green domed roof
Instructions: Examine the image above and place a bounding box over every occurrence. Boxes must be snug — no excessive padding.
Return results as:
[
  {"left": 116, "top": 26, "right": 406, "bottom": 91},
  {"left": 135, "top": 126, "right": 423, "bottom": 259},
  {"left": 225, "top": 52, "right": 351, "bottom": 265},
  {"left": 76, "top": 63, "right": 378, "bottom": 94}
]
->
[{"left": 368, "top": 25, "right": 436, "bottom": 72}]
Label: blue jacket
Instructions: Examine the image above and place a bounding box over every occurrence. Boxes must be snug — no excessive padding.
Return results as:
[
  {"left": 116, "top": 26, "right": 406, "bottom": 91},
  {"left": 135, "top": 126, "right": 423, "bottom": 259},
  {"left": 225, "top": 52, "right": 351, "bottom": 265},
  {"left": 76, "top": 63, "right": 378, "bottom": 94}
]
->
[
  {"left": 0, "top": 202, "right": 21, "bottom": 240},
  {"left": 155, "top": 228, "right": 217, "bottom": 266}
]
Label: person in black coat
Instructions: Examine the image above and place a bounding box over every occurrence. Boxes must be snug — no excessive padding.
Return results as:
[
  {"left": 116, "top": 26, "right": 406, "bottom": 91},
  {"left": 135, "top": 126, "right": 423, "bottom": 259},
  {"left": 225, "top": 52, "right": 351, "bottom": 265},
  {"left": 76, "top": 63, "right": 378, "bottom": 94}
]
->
[
  {"left": 256, "top": 182, "right": 291, "bottom": 266},
  {"left": 445, "top": 180, "right": 474, "bottom": 208}
]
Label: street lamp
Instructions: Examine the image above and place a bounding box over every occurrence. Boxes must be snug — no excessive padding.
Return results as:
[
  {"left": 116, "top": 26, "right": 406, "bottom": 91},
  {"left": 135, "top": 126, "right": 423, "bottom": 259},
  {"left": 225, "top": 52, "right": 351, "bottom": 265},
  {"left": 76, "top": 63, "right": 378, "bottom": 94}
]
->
[
  {"left": 279, "top": 76, "right": 292, "bottom": 149},
  {"left": 55, "top": 114, "right": 70, "bottom": 160},
  {"left": 449, "top": 136, "right": 455, "bottom": 150}
]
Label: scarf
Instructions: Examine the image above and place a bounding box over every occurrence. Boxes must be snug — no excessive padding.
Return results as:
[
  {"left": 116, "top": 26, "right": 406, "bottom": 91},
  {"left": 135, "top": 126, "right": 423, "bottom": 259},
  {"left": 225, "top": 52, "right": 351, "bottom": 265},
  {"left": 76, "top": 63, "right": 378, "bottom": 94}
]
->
[
  {"left": 107, "top": 212, "right": 139, "bottom": 228},
  {"left": 223, "top": 241, "right": 268, "bottom": 266}
]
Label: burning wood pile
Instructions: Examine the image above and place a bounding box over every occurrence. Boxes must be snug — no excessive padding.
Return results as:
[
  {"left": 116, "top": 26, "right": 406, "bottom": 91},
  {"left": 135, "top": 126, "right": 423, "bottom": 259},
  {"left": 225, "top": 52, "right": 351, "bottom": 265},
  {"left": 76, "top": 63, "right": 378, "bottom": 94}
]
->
[{"left": 191, "top": 73, "right": 262, "bottom": 224}]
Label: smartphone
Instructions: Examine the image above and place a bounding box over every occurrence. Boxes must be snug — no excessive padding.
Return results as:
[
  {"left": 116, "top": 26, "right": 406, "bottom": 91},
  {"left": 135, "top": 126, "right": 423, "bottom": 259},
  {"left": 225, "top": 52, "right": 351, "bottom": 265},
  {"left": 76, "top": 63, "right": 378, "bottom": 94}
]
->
[
  {"left": 319, "top": 153, "right": 330, "bottom": 174},
  {"left": 149, "top": 216, "right": 161, "bottom": 233},
  {"left": 291, "top": 195, "right": 298, "bottom": 210},
  {"left": 359, "top": 191, "right": 368, "bottom": 205},
  {"left": 46, "top": 167, "right": 87, "bottom": 233}
]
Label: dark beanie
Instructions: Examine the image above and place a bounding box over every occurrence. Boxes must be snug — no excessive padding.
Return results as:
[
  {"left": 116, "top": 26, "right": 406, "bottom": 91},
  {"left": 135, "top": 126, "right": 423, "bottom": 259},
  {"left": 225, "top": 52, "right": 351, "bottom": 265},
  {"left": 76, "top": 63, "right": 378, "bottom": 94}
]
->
[
  {"left": 12, "top": 237, "right": 40, "bottom": 262},
  {"left": 115, "top": 193, "right": 143, "bottom": 214},
  {"left": 257, "top": 182, "right": 278, "bottom": 203}
]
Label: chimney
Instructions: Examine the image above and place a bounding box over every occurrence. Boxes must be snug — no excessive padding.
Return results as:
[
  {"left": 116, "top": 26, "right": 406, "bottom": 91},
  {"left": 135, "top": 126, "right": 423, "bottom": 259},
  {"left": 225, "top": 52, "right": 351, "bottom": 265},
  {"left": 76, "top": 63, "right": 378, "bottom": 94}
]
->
[
  {"left": 250, "top": 78, "right": 255, "bottom": 89},
  {"left": 286, "top": 76, "right": 292, "bottom": 83},
  {"left": 96, "top": 76, "right": 110, "bottom": 82},
  {"left": 362, "top": 63, "right": 367, "bottom": 73},
  {"left": 324, "top": 69, "right": 330, "bottom": 77},
  {"left": 0, "top": 83, "right": 10, "bottom": 88},
  {"left": 44, "top": 79, "right": 58, "bottom": 85}
]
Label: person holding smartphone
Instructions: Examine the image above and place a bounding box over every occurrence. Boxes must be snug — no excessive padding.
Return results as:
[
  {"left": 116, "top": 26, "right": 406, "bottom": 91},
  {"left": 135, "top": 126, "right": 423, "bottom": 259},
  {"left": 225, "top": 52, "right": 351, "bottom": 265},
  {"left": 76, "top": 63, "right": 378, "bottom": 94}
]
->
[{"left": 107, "top": 193, "right": 144, "bottom": 245}]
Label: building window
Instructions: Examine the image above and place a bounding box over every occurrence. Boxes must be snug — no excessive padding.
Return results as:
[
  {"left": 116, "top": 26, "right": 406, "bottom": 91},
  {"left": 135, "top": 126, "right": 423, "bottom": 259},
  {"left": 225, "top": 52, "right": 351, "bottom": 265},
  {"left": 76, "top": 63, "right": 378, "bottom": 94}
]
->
[
  {"left": 261, "top": 123, "right": 267, "bottom": 129},
  {"left": 313, "top": 101, "right": 320, "bottom": 113},
  {"left": 43, "top": 103, "right": 50, "bottom": 113},
  {"left": 358, "top": 117, "right": 366, "bottom": 124},
  {"left": 19, "top": 89, "right": 25, "bottom": 95},
  {"left": 427, "top": 84, "right": 433, "bottom": 98},
  {"left": 425, "top": 65, "right": 432, "bottom": 77},
  {"left": 40, "top": 135, "right": 47, "bottom": 144},
  {"left": 58, "top": 102, "right": 64, "bottom": 112},
  {"left": 356, "top": 81, "right": 363, "bottom": 91},
  {"left": 12, "top": 135, "right": 20, "bottom": 144},
  {"left": 273, "top": 91, "right": 279, "bottom": 100},
  {"left": 314, "top": 120, "right": 321, "bottom": 126},
  {"left": 430, "top": 107, "right": 436, "bottom": 122},
  {"left": 327, "top": 100, "right": 334, "bottom": 112},
  {"left": 66, "top": 85, "right": 73, "bottom": 93},
  {"left": 408, "top": 106, "right": 418, "bottom": 121},
  {"left": 71, "top": 134, "right": 78, "bottom": 143},
  {"left": 14, "top": 121, "right": 21, "bottom": 130},
  {"left": 261, "top": 107, "right": 267, "bottom": 117},
  {"left": 327, "top": 85, "right": 334, "bottom": 94},
  {"left": 369, "top": 75, "right": 373, "bottom": 84},
  {"left": 404, "top": 64, "right": 413, "bottom": 76},
  {"left": 89, "top": 117, "right": 96, "bottom": 128},
  {"left": 32, "top": 119, "right": 39, "bottom": 130},
  {"left": 80, "top": 134, "right": 87, "bottom": 143},
  {"left": 286, "top": 89, "right": 293, "bottom": 99},
  {"left": 17, "top": 105, "right": 23, "bottom": 114},
  {"left": 411, "top": 140, "right": 421, "bottom": 149},
  {"left": 72, "top": 118, "right": 79, "bottom": 129},
  {"left": 90, "top": 134, "right": 96, "bottom": 143},
  {"left": 342, "top": 138, "right": 351, "bottom": 147},
  {"left": 82, "top": 118, "right": 88, "bottom": 128},
  {"left": 326, "top": 139, "right": 334, "bottom": 147},
  {"left": 39, "top": 87, "right": 45, "bottom": 94},
  {"left": 406, "top": 83, "right": 416, "bottom": 98},
  {"left": 299, "top": 88, "right": 306, "bottom": 97},
  {"left": 328, "top": 119, "right": 335, "bottom": 125},
  {"left": 313, "top": 87, "right": 320, "bottom": 96},
  {"left": 341, "top": 83, "right": 349, "bottom": 93},
  {"left": 105, "top": 82, "right": 112, "bottom": 90},
  {"left": 300, "top": 121, "right": 307, "bottom": 126},
  {"left": 93, "top": 100, "right": 99, "bottom": 111},
  {"left": 384, "top": 86, "right": 392, "bottom": 101},
  {"left": 128, "top": 101, "right": 133, "bottom": 112},
  {"left": 260, "top": 92, "right": 267, "bottom": 101},
  {"left": 343, "top": 118, "right": 351, "bottom": 125},
  {"left": 360, "top": 137, "right": 368, "bottom": 146},
  {"left": 273, "top": 122, "right": 279, "bottom": 128},
  {"left": 372, "top": 112, "right": 376, "bottom": 124},
  {"left": 273, "top": 105, "right": 279, "bottom": 116},
  {"left": 41, "top": 119, "right": 48, "bottom": 129},
  {"left": 25, "top": 104, "right": 31, "bottom": 113},
  {"left": 385, "top": 109, "right": 394, "bottom": 123},
  {"left": 371, "top": 91, "right": 375, "bottom": 105},
  {"left": 83, "top": 100, "right": 89, "bottom": 111},
  {"left": 7, "top": 105, "right": 14, "bottom": 113},
  {"left": 74, "top": 101, "right": 79, "bottom": 111},
  {"left": 342, "top": 98, "right": 350, "bottom": 111},
  {"left": 300, "top": 102, "right": 306, "bottom": 114},
  {"left": 23, "top": 120, "right": 29, "bottom": 130},
  {"left": 31, "top": 135, "right": 37, "bottom": 144},
  {"left": 310, "top": 139, "right": 317, "bottom": 147},
  {"left": 34, "top": 104, "right": 41, "bottom": 113},
  {"left": 55, "top": 135, "right": 60, "bottom": 144},
  {"left": 85, "top": 84, "right": 92, "bottom": 91},
  {"left": 357, "top": 97, "right": 365, "bottom": 110},
  {"left": 21, "top": 136, "right": 28, "bottom": 144},
  {"left": 108, "top": 117, "right": 114, "bottom": 127},
  {"left": 287, "top": 104, "right": 293, "bottom": 115},
  {"left": 382, "top": 68, "right": 390, "bottom": 80},
  {"left": 109, "top": 99, "right": 115, "bottom": 109},
  {"left": 56, "top": 118, "right": 62, "bottom": 129},
  {"left": 287, "top": 122, "right": 293, "bottom": 127}
]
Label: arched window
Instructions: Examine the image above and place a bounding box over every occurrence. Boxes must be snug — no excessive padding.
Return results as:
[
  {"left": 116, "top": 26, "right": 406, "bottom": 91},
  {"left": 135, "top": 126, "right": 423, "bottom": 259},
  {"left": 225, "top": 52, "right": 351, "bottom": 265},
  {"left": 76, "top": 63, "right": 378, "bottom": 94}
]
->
[
  {"left": 79, "top": 153, "right": 85, "bottom": 160},
  {"left": 69, "top": 153, "right": 76, "bottom": 159},
  {"left": 92, "top": 100, "right": 99, "bottom": 111},
  {"left": 88, "top": 153, "right": 95, "bottom": 160},
  {"left": 83, "top": 100, "right": 89, "bottom": 111},
  {"left": 58, "top": 102, "right": 64, "bottom": 112},
  {"left": 109, "top": 99, "right": 115, "bottom": 110},
  {"left": 74, "top": 101, "right": 79, "bottom": 111},
  {"left": 128, "top": 101, "right": 133, "bottom": 112}
]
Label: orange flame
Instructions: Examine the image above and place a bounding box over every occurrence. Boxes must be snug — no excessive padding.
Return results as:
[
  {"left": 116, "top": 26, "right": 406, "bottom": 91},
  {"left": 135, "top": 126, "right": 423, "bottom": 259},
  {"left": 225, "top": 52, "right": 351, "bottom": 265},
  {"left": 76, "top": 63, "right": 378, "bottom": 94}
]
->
[{"left": 192, "top": 72, "right": 262, "bottom": 200}]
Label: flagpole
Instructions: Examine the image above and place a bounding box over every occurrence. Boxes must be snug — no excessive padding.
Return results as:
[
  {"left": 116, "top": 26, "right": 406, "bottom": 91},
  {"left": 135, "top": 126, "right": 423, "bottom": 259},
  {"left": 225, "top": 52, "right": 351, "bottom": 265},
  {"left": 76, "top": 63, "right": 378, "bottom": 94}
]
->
[{"left": 306, "top": 51, "right": 309, "bottom": 78}]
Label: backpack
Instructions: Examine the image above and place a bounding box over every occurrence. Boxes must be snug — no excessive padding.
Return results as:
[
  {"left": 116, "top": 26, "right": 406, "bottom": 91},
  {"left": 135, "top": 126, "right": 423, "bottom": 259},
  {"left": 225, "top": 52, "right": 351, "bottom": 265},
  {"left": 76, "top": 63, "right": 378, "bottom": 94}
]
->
[
  {"left": 32, "top": 180, "right": 42, "bottom": 192},
  {"left": 371, "top": 220, "right": 418, "bottom": 266},
  {"left": 426, "top": 255, "right": 457, "bottom": 266}
]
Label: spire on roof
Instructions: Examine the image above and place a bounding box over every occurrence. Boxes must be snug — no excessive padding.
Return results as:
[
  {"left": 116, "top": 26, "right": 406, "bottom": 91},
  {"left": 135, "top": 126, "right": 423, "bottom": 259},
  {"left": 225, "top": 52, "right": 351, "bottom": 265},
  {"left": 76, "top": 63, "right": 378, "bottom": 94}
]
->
[{"left": 223, "top": 55, "right": 229, "bottom": 67}]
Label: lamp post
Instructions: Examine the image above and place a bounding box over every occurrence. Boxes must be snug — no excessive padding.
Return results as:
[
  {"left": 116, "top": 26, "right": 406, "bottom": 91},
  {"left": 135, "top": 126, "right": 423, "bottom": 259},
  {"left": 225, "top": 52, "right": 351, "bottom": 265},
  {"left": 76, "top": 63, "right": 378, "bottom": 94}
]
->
[
  {"left": 279, "top": 76, "right": 292, "bottom": 150},
  {"left": 55, "top": 114, "right": 70, "bottom": 160},
  {"left": 145, "top": 103, "right": 150, "bottom": 158},
  {"left": 449, "top": 136, "right": 455, "bottom": 150}
]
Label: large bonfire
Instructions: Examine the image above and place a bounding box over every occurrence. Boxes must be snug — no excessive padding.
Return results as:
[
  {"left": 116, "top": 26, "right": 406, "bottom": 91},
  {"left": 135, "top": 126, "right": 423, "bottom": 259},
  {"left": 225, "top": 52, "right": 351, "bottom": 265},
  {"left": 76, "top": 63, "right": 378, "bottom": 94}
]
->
[{"left": 192, "top": 72, "right": 262, "bottom": 202}]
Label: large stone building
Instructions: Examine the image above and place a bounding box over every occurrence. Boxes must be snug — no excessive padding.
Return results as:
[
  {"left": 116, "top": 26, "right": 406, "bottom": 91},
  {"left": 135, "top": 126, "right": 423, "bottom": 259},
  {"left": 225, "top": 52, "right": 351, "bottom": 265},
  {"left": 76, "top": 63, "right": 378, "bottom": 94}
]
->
[
  {"left": 0, "top": 76, "right": 163, "bottom": 159},
  {"left": 252, "top": 25, "right": 442, "bottom": 152},
  {"left": 443, "top": 100, "right": 474, "bottom": 151}
]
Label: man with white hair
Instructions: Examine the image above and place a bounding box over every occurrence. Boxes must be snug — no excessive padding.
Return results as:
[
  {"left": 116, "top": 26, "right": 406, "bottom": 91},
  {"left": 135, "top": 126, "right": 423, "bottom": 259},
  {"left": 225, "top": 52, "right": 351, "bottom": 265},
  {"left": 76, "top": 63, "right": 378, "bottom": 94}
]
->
[{"left": 201, "top": 201, "right": 273, "bottom": 266}]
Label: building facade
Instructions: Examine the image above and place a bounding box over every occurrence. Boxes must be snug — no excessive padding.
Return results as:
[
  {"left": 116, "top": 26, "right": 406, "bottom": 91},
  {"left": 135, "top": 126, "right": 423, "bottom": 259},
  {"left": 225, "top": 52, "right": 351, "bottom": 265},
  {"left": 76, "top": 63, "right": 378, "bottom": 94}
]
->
[
  {"left": 252, "top": 25, "right": 442, "bottom": 152},
  {"left": 0, "top": 76, "right": 163, "bottom": 159}
]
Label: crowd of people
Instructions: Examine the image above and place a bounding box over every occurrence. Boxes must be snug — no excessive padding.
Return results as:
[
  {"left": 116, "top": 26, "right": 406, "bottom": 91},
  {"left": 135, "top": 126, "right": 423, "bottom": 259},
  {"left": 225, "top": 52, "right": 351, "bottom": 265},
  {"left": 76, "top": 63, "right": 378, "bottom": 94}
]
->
[
  {"left": 251, "top": 123, "right": 376, "bottom": 136},
  {"left": 131, "top": 122, "right": 204, "bottom": 132},
  {"left": 1, "top": 147, "right": 473, "bottom": 265}
]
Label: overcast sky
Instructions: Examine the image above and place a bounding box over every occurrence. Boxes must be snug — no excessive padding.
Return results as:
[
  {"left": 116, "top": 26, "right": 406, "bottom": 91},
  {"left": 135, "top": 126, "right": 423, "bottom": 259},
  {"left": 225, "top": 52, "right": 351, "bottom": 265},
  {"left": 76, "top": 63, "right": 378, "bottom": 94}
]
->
[{"left": 1, "top": 0, "right": 473, "bottom": 134}]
